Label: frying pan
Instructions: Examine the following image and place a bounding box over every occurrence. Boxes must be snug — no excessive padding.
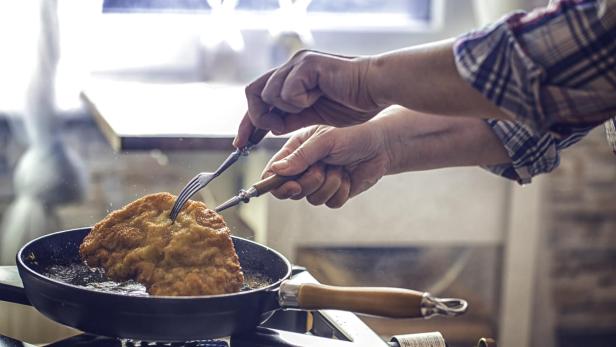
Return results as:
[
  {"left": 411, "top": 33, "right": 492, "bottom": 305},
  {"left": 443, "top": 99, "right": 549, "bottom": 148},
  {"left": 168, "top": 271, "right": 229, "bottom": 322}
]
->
[{"left": 0, "top": 227, "right": 467, "bottom": 341}]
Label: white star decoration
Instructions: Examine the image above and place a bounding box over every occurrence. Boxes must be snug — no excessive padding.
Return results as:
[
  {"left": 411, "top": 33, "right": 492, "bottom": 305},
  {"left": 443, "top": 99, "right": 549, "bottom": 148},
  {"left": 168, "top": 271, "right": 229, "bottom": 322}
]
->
[
  {"left": 269, "top": 0, "right": 314, "bottom": 45},
  {"left": 200, "top": 0, "right": 315, "bottom": 51},
  {"left": 201, "top": 0, "right": 245, "bottom": 51}
]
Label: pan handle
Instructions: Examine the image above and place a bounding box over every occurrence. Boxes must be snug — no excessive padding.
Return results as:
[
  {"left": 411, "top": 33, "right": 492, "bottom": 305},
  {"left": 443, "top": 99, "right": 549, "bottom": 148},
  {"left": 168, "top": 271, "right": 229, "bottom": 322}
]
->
[
  {"left": 0, "top": 266, "right": 30, "bottom": 306},
  {"left": 278, "top": 282, "right": 467, "bottom": 319}
]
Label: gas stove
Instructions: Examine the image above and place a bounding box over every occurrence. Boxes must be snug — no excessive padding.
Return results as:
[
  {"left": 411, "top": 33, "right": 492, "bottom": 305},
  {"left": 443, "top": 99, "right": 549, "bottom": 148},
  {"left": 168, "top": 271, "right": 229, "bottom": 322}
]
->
[
  {"left": 0, "top": 269, "right": 413, "bottom": 347},
  {"left": 0, "top": 310, "right": 383, "bottom": 347}
]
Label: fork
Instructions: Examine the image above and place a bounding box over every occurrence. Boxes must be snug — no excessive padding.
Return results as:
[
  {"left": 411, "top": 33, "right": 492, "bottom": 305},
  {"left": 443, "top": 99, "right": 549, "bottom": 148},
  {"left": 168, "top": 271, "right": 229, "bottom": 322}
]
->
[{"left": 169, "top": 128, "right": 268, "bottom": 221}]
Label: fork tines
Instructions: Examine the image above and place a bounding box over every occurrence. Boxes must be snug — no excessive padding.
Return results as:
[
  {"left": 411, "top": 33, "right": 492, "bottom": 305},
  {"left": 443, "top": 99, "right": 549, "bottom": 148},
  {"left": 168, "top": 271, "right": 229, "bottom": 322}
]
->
[{"left": 169, "top": 174, "right": 204, "bottom": 221}]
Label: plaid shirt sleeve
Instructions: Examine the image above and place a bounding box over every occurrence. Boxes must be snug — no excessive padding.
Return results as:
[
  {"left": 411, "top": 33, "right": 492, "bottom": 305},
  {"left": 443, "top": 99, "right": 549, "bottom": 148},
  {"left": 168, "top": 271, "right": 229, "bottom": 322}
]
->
[
  {"left": 454, "top": 0, "right": 616, "bottom": 183},
  {"left": 482, "top": 119, "right": 595, "bottom": 184}
]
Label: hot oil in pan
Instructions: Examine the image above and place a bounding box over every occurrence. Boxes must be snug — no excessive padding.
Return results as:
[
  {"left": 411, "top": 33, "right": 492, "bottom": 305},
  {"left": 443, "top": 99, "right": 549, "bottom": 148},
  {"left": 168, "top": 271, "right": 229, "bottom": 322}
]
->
[
  {"left": 43, "top": 263, "right": 148, "bottom": 296},
  {"left": 42, "top": 263, "right": 272, "bottom": 296}
]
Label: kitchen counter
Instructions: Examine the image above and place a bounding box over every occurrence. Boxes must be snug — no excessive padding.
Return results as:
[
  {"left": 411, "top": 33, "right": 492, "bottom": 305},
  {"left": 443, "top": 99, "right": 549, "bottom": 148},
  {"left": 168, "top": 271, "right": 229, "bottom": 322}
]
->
[{"left": 81, "top": 80, "right": 287, "bottom": 152}]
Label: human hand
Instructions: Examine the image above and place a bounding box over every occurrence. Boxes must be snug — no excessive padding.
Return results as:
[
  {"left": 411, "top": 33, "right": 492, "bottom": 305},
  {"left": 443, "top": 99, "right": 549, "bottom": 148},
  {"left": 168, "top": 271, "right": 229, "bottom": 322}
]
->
[
  {"left": 261, "top": 122, "right": 392, "bottom": 208},
  {"left": 260, "top": 103, "right": 514, "bottom": 208},
  {"left": 234, "top": 50, "right": 383, "bottom": 148}
]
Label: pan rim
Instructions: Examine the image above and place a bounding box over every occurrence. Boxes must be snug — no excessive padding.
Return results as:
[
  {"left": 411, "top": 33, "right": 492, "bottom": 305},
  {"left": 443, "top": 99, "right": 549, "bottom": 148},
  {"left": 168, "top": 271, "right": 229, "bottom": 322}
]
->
[{"left": 17, "top": 227, "right": 292, "bottom": 301}]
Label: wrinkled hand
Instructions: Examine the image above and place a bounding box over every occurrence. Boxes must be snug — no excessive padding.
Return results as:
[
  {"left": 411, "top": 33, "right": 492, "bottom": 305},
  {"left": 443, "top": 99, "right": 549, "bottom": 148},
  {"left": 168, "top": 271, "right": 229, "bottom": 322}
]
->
[
  {"left": 261, "top": 122, "right": 392, "bottom": 208},
  {"left": 234, "top": 50, "right": 382, "bottom": 148}
]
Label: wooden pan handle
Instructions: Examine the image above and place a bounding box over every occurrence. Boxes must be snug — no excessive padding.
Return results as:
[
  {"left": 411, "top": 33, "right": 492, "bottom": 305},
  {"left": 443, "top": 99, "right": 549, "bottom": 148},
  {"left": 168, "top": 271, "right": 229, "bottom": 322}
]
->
[
  {"left": 296, "top": 283, "right": 425, "bottom": 318},
  {"left": 252, "top": 174, "right": 301, "bottom": 196}
]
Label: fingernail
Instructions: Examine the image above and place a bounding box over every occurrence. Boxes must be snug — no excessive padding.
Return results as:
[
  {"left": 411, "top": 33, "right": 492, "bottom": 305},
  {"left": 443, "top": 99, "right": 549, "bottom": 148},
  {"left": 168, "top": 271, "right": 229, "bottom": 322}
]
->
[
  {"left": 290, "top": 188, "right": 302, "bottom": 197},
  {"left": 272, "top": 159, "right": 289, "bottom": 171}
]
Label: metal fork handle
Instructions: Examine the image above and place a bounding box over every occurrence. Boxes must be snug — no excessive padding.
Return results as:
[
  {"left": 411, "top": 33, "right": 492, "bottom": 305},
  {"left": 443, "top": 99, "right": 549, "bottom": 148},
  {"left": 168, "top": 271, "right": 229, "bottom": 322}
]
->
[
  {"left": 212, "top": 150, "right": 242, "bottom": 178},
  {"left": 212, "top": 128, "right": 269, "bottom": 177}
]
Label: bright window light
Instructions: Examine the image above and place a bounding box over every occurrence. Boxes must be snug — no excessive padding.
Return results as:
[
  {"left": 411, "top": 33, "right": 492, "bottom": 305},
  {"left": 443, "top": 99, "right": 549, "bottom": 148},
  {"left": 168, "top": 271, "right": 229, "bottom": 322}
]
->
[{"left": 0, "top": 2, "right": 39, "bottom": 113}]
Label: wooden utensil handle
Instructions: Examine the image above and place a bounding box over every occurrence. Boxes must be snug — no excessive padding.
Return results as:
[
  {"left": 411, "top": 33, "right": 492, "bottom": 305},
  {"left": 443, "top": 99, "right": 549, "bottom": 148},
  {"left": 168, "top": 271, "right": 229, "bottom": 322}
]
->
[
  {"left": 253, "top": 174, "right": 300, "bottom": 196},
  {"left": 297, "top": 283, "right": 424, "bottom": 318},
  {"left": 247, "top": 128, "right": 269, "bottom": 147},
  {"left": 246, "top": 107, "right": 287, "bottom": 147}
]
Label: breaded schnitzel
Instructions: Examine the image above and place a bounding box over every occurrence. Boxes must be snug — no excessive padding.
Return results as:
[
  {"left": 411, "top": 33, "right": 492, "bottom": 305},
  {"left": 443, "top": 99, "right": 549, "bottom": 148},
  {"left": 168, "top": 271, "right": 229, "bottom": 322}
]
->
[{"left": 79, "top": 192, "right": 244, "bottom": 296}]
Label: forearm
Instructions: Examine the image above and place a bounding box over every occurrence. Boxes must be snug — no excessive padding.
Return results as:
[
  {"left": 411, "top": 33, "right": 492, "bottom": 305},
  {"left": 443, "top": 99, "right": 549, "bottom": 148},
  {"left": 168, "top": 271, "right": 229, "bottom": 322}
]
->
[
  {"left": 374, "top": 106, "right": 511, "bottom": 174},
  {"left": 367, "top": 39, "right": 510, "bottom": 121}
]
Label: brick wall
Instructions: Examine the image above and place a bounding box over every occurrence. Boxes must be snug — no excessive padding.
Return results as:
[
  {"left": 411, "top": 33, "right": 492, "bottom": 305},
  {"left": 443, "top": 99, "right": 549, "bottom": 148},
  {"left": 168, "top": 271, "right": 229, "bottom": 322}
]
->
[{"left": 544, "top": 125, "right": 616, "bottom": 344}]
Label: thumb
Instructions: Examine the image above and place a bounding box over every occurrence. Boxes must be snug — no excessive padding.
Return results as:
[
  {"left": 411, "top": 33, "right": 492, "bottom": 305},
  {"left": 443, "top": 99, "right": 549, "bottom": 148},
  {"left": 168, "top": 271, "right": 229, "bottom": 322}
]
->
[{"left": 271, "top": 131, "right": 334, "bottom": 175}]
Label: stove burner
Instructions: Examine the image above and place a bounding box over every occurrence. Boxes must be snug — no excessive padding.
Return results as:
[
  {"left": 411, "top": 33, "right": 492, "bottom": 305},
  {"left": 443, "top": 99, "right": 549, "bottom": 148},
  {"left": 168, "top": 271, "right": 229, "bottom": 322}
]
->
[{"left": 48, "top": 335, "right": 229, "bottom": 347}]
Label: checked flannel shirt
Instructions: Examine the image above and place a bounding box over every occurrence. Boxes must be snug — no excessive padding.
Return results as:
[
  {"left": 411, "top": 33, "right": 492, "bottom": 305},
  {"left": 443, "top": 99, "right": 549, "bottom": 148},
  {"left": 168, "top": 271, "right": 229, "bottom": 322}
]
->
[{"left": 454, "top": 0, "right": 616, "bottom": 184}]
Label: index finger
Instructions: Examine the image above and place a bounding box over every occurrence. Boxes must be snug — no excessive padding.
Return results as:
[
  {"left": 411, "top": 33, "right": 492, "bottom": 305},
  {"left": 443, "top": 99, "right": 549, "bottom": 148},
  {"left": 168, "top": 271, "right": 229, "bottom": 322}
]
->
[
  {"left": 235, "top": 69, "right": 276, "bottom": 148},
  {"left": 233, "top": 112, "right": 255, "bottom": 148},
  {"left": 260, "top": 129, "right": 314, "bottom": 178}
]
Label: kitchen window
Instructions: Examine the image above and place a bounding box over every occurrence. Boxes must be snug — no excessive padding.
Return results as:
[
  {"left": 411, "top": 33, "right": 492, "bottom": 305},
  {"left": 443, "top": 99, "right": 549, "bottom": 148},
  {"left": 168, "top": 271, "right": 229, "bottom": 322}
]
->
[{"left": 101, "top": 0, "right": 441, "bottom": 32}]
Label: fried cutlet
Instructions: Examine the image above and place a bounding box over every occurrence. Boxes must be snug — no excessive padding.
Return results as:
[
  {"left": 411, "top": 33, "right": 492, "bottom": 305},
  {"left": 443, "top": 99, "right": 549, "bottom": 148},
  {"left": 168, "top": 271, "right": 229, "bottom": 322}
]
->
[{"left": 79, "top": 192, "right": 244, "bottom": 296}]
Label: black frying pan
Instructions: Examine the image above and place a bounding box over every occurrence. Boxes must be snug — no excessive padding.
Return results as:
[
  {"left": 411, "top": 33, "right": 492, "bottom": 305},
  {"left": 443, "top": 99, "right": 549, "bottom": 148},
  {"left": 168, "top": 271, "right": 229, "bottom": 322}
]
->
[{"left": 0, "top": 227, "right": 467, "bottom": 341}]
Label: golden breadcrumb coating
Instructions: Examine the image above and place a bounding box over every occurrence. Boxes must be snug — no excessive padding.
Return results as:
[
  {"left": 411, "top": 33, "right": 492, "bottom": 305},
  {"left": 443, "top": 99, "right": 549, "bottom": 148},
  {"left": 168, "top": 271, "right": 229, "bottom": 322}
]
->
[{"left": 79, "top": 192, "right": 244, "bottom": 296}]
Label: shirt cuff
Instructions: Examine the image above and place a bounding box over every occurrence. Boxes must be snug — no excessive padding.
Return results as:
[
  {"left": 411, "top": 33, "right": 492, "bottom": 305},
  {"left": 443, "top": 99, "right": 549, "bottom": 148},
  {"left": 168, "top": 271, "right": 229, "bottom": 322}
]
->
[{"left": 482, "top": 119, "right": 561, "bottom": 184}]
